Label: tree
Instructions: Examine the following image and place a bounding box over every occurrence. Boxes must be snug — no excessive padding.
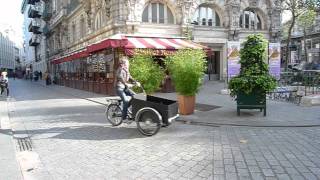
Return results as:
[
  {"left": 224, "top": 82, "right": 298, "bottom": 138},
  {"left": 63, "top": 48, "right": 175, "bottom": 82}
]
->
[
  {"left": 297, "top": 9, "right": 316, "bottom": 62},
  {"left": 282, "top": 0, "right": 305, "bottom": 69},
  {"left": 282, "top": 0, "right": 316, "bottom": 69}
]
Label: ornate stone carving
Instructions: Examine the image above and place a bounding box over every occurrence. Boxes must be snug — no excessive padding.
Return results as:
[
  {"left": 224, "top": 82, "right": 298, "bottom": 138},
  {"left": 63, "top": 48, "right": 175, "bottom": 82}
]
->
[
  {"left": 83, "top": 0, "right": 92, "bottom": 28},
  {"left": 104, "top": 0, "right": 111, "bottom": 18},
  {"left": 248, "top": 0, "right": 259, "bottom": 7},
  {"left": 127, "top": 0, "right": 137, "bottom": 21}
]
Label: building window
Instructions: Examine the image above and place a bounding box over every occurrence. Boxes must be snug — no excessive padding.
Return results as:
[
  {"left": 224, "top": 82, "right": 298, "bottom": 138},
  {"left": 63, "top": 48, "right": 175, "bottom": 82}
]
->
[
  {"left": 80, "top": 16, "right": 85, "bottom": 37},
  {"left": 240, "top": 10, "right": 262, "bottom": 30},
  {"left": 95, "top": 11, "right": 102, "bottom": 30},
  {"left": 72, "top": 23, "right": 76, "bottom": 42},
  {"left": 142, "top": 3, "right": 175, "bottom": 24},
  {"left": 192, "top": 6, "right": 221, "bottom": 27}
]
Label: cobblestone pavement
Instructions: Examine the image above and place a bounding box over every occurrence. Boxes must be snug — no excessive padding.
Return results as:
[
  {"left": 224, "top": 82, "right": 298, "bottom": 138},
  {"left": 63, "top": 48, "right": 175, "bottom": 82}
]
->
[{"left": 7, "top": 80, "right": 320, "bottom": 180}]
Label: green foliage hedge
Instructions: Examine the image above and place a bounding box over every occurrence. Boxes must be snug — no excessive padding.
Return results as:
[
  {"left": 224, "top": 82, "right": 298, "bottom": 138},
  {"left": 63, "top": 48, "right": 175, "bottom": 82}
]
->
[
  {"left": 228, "top": 34, "right": 277, "bottom": 97},
  {"left": 166, "top": 49, "right": 207, "bottom": 96},
  {"left": 130, "top": 55, "right": 165, "bottom": 94}
]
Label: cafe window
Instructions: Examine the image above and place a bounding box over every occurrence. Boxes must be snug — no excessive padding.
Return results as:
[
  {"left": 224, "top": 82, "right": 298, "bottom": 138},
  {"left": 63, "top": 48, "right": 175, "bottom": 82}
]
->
[{"left": 142, "top": 2, "right": 175, "bottom": 24}]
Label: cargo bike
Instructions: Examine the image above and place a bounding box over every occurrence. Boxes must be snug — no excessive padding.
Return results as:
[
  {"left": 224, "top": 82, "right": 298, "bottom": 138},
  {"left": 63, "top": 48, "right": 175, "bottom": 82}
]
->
[{"left": 105, "top": 86, "right": 179, "bottom": 136}]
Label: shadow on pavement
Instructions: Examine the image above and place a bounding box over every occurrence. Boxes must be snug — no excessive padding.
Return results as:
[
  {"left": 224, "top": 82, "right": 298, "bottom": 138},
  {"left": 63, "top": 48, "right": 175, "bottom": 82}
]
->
[
  {"left": 10, "top": 80, "right": 106, "bottom": 102},
  {"left": 13, "top": 125, "right": 147, "bottom": 141}
]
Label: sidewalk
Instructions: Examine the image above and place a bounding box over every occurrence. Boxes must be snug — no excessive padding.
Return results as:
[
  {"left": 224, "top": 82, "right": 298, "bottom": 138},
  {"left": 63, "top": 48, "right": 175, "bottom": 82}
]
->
[
  {"left": 33, "top": 80, "right": 320, "bottom": 127},
  {"left": 0, "top": 97, "right": 23, "bottom": 180}
]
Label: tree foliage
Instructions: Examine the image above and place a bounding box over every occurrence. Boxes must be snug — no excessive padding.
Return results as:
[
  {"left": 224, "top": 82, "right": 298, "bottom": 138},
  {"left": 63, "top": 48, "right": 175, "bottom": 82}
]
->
[
  {"left": 282, "top": 0, "right": 318, "bottom": 69},
  {"left": 228, "top": 34, "right": 277, "bottom": 97}
]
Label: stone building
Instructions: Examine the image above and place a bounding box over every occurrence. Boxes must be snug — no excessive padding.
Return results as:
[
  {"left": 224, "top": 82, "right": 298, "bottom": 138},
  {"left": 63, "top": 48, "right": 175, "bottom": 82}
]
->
[
  {"left": 45, "top": 0, "right": 281, "bottom": 94},
  {"left": 0, "top": 32, "right": 15, "bottom": 72},
  {"left": 21, "top": 0, "right": 48, "bottom": 76}
]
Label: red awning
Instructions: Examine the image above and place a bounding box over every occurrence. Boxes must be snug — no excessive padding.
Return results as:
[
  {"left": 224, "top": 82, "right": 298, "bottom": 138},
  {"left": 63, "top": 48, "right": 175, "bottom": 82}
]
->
[
  {"left": 51, "top": 49, "right": 89, "bottom": 64},
  {"left": 86, "top": 35, "right": 210, "bottom": 55},
  {"left": 87, "top": 34, "right": 128, "bottom": 53}
]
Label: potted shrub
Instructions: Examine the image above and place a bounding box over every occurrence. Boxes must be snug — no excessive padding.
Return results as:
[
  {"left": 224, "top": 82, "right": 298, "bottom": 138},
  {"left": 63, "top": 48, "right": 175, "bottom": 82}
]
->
[
  {"left": 130, "top": 54, "right": 165, "bottom": 94},
  {"left": 228, "top": 34, "right": 277, "bottom": 116},
  {"left": 166, "top": 49, "right": 207, "bottom": 115}
]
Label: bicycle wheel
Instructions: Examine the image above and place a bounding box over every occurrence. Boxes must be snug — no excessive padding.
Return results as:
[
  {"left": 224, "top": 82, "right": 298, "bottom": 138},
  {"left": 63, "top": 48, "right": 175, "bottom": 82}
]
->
[
  {"left": 136, "top": 107, "right": 162, "bottom": 136},
  {"left": 105, "top": 104, "right": 123, "bottom": 126}
]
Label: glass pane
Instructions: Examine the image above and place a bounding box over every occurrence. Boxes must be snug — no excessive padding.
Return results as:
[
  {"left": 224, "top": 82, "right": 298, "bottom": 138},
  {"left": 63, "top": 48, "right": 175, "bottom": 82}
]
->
[
  {"left": 257, "top": 15, "right": 262, "bottom": 29},
  {"left": 193, "top": 9, "right": 199, "bottom": 24},
  {"left": 152, "top": 3, "right": 157, "bottom": 23},
  {"left": 167, "top": 6, "right": 174, "bottom": 24},
  {"left": 207, "top": 8, "right": 213, "bottom": 19},
  {"left": 250, "top": 12, "right": 255, "bottom": 29},
  {"left": 142, "top": 5, "right": 149, "bottom": 22},
  {"left": 200, "top": 7, "right": 206, "bottom": 19},
  {"left": 245, "top": 13, "right": 249, "bottom": 28},
  {"left": 239, "top": 14, "right": 243, "bottom": 28},
  {"left": 215, "top": 12, "right": 220, "bottom": 26},
  {"left": 159, "top": 3, "right": 164, "bottom": 23}
]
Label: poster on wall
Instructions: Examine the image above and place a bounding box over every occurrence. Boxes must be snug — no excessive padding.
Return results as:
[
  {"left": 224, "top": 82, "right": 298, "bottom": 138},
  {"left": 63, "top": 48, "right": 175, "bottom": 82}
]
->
[
  {"left": 268, "top": 43, "right": 281, "bottom": 80},
  {"left": 227, "top": 41, "right": 241, "bottom": 79}
]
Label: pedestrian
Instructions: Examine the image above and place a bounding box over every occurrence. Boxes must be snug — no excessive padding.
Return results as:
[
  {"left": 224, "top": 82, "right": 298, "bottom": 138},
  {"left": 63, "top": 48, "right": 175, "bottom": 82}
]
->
[
  {"left": 13, "top": 72, "right": 16, "bottom": 80},
  {"left": 30, "top": 73, "right": 33, "bottom": 81},
  {"left": 39, "top": 71, "right": 42, "bottom": 80},
  {"left": 0, "top": 71, "right": 9, "bottom": 96}
]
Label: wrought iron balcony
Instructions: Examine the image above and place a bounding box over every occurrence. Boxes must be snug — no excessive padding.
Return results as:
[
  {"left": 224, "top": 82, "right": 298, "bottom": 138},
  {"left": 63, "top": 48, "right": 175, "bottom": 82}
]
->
[
  {"left": 42, "top": 5, "right": 52, "bottom": 21},
  {"left": 28, "top": 20, "right": 42, "bottom": 34},
  {"left": 27, "top": 0, "right": 40, "bottom": 5},
  {"left": 29, "top": 35, "right": 40, "bottom": 46},
  {"left": 43, "top": 24, "right": 50, "bottom": 36},
  {"left": 28, "top": 6, "right": 41, "bottom": 18},
  {"left": 50, "top": 8, "right": 66, "bottom": 28}
]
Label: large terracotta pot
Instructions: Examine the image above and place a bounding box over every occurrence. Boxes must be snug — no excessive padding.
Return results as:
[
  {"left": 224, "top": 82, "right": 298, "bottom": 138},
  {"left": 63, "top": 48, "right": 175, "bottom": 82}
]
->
[{"left": 178, "top": 95, "right": 195, "bottom": 115}]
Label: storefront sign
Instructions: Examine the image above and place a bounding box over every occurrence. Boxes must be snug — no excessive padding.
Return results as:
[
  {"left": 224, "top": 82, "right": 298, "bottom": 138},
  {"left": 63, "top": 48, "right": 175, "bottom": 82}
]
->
[
  {"left": 268, "top": 43, "right": 281, "bottom": 80},
  {"left": 227, "top": 41, "right": 241, "bottom": 79}
]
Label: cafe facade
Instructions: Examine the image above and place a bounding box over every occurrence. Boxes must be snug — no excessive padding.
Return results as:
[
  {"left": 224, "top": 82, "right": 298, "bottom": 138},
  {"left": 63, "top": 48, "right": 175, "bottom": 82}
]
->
[{"left": 46, "top": 0, "right": 281, "bottom": 95}]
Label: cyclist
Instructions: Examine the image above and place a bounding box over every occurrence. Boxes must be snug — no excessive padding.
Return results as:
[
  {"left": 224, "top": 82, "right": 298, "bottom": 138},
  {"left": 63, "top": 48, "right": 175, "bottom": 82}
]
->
[{"left": 115, "top": 56, "right": 139, "bottom": 121}]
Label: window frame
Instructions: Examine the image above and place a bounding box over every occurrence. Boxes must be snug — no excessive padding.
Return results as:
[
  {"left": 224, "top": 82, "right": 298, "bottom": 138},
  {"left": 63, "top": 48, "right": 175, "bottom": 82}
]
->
[
  {"left": 142, "top": 2, "right": 175, "bottom": 24},
  {"left": 192, "top": 6, "right": 221, "bottom": 27},
  {"left": 240, "top": 10, "right": 262, "bottom": 30}
]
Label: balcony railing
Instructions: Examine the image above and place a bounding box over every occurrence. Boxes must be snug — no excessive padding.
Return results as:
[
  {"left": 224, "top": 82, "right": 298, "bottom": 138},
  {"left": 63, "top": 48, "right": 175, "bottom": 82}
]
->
[
  {"left": 43, "top": 24, "right": 50, "bottom": 36},
  {"left": 28, "top": 20, "right": 42, "bottom": 34},
  {"left": 50, "top": 8, "right": 66, "bottom": 28},
  {"left": 67, "top": 0, "right": 80, "bottom": 14},
  {"left": 29, "top": 35, "right": 40, "bottom": 46},
  {"left": 28, "top": 6, "right": 41, "bottom": 18},
  {"left": 27, "top": 0, "right": 40, "bottom": 5},
  {"left": 42, "top": 5, "right": 52, "bottom": 21}
]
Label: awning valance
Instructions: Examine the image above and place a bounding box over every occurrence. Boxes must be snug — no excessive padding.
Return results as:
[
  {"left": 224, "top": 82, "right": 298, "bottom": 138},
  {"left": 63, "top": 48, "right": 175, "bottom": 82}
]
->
[{"left": 124, "top": 37, "right": 209, "bottom": 56}]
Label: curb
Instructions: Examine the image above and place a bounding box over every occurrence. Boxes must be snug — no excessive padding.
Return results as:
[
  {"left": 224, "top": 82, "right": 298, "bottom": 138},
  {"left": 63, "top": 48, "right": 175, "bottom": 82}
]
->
[{"left": 0, "top": 98, "right": 24, "bottom": 180}]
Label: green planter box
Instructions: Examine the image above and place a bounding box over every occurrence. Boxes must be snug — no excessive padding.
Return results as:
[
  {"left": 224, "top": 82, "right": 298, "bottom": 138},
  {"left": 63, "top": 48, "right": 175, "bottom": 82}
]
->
[{"left": 236, "top": 93, "right": 266, "bottom": 116}]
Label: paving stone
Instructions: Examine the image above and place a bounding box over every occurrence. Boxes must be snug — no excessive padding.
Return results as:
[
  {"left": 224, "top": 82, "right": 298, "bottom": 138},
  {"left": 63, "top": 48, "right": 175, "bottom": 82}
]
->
[
  {"left": 225, "top": 173, "right": 237, "bottom": 180},
  {"left": 276, "top": 174, "right": 291, "bottom": 180},
  {"left": 248, "top": 166, "right": 261, "bottom": 173},
  {"left": 225, "top": 165, "right": 236, "bottom": 173},
  {"left": 250, "top": 173, "right": 264, "bottom": 180},
  {"left": 262, "top": 168, "right": 275, "bottom": 177}
]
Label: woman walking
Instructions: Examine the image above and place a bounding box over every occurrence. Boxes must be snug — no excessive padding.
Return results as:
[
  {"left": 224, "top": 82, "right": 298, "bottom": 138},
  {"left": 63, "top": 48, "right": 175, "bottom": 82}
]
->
[{"left": 0, "top": 71, "right": 9, "bottom": 96}]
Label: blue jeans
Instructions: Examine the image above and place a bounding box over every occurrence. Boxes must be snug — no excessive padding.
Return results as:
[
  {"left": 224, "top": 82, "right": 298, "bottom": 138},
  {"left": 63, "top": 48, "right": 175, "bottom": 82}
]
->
[{"left": 116, "top": 87, "right": 135, "bottom": 120}]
